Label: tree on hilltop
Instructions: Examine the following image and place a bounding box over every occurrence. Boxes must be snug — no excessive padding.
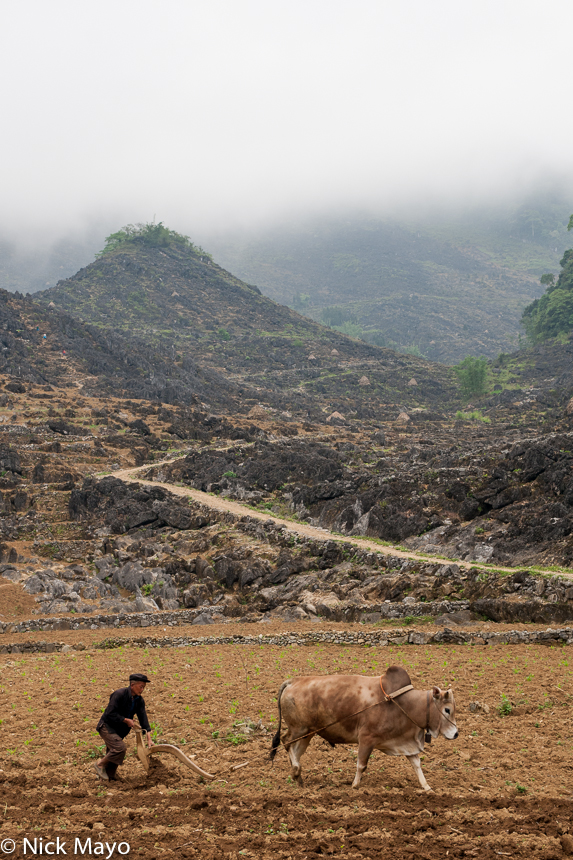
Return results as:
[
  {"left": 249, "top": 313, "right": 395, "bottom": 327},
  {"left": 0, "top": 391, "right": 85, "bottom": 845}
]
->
[
  {"left": 521, "top": 214, "right": 573, "bottom": 342},
  {"left": 97, "top": 222, "right": 211, "bottom": 258}
]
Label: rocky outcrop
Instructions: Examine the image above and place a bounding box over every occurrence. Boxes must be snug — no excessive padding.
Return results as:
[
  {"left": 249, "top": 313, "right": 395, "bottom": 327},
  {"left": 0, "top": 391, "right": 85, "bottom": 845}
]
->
[{"left": 69, "top": 477, "right": 210, "bottom": 534}]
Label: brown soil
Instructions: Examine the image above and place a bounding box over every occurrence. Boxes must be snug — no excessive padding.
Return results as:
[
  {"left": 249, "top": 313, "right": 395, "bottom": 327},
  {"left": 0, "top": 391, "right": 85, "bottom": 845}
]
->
[
  {"left": 0, "top": 577, "right": 38, "bottom": 621},
  {"left": 1, "top": 633, "right": 573, "bottom": 859}
]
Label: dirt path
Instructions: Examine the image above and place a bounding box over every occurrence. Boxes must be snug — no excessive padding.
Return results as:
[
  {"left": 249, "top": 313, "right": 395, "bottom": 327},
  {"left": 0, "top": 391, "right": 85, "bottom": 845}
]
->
[{"left": 108, "top": 460, "right": 573, "bottom": 578}]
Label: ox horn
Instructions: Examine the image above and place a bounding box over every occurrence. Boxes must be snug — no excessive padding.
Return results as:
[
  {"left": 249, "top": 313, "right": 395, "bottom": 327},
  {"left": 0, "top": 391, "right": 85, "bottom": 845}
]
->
[{"left": 135, "top": 727, "right": 215, "bottom": 780}]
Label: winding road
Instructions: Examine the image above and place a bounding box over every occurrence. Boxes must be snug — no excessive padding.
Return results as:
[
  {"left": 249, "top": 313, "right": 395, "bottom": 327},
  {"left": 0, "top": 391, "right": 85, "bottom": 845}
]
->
[{"left": 107, "top": 459, "right": 571, "bottom": 577}]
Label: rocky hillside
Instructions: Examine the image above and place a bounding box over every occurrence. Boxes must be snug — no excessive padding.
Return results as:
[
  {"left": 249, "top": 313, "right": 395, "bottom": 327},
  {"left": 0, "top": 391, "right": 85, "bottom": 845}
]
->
[
  {"left": 33, "top": 233, "right": 463, "bottom": 416},
  {"left": 0, "top": 228, "right": 572, "bottom": 637},
  {"left": 209, "top": 208, "right": 570, "bottom": 363},
  {"left": 0, "top": 288, "right": 243, "bottom": 410},
  {"left": 1, "top": 338, "right": 573, "bottom": 638}
]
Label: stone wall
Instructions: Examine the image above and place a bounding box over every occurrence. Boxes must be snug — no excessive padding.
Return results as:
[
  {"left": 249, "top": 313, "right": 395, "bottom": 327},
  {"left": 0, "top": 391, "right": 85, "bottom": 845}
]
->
[{"left": 1, "top": 626, "right": 572, "bottom": 654}]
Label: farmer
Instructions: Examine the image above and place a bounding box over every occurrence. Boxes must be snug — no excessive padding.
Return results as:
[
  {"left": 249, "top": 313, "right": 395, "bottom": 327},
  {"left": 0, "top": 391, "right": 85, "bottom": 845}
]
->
[{"left": 94, "top": 673, "right": 153, "bottom": 781}]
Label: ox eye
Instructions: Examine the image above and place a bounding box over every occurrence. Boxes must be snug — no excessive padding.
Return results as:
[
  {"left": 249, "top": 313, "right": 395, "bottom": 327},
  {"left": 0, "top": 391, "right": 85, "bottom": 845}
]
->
[{"left": 445, "top": 708, "right": 451, "bottom": 715}]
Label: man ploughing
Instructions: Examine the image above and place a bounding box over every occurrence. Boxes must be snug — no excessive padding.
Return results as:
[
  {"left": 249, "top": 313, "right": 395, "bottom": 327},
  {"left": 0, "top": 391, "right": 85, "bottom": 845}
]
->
[{"left": 94, "top": 673, "right": 154, "bottom": 780}]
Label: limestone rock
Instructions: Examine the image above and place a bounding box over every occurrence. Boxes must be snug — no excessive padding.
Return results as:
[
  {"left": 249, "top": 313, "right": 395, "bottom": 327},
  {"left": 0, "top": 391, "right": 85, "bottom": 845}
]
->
[
  {"left": 314, "top": 592, "right": 343, "bottom": 621},
  {"left": 134, "top": 589, "right": 159, "bottom": 612}
]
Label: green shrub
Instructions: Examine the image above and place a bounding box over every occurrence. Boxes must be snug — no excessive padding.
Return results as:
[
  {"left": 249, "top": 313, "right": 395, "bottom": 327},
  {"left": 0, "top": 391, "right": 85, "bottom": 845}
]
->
[
  {"left": 454, "top": 356, "right": 488, "bottom": 397},
  {"left": 455, "top": 409, "right": 491, "bottom": 423}
]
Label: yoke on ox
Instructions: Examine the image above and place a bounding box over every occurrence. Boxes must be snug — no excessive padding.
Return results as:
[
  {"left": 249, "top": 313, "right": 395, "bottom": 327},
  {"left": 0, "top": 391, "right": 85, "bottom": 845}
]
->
[{"left": 270, "top": 665, "right": 458, "bottom": 791}]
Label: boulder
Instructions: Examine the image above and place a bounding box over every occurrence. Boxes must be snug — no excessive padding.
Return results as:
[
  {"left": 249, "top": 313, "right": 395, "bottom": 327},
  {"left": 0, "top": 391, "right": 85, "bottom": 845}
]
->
[
  {"left": 195, "top": 557, "right": 216, "bottom": 580},
  {"left": 434, "top": 610, "right": 476, "bottom": 626},
  {"left": 183, "top": 584, "right": 211, "bottom": 608},
  {"left": 314, "top": 592, "right": 343, "bottom": 621},
  {"left": 47, "top": 419, "right": 90, "bottom": 436},
  {"left": 113, "top": 561, "right": 153, "bottom": 592},
  {"left": 192, "top": 612, "right": 216, "bottom": 625},
  {"left": 214, "top": 555, "right": 242, "bottom": 588},
  {"left": 134, "top": 589, "right": 159, "bottom": 612},
  {"left": 4, "top": 382, "right": 25, "bottom": 394},
  {"left": 23, "top": 575, "right": 46, "bottom": 594},
  {"left": 0, "top": 447, "right": 22, "bottom": 474},
  {"left": 152, "top": 501, "right": 193, "bottom": 530},
  {"left": 129, "top": 418, "right": 151, "bottom": 436},
  {"left": 0, "top": 544, "right": 18, "bottom": 564}
]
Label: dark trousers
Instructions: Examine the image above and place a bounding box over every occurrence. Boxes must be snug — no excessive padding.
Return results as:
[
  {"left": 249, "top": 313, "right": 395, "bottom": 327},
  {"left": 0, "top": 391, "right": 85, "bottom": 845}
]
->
[{"left": 98, "top": 723, "right": 128, "bottom": 776}]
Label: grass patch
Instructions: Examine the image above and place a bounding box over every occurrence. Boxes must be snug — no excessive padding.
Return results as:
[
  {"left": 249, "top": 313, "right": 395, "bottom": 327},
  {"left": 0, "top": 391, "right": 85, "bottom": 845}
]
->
[{"left": 455, "top": 409, "right": 491, "bottom": 423}]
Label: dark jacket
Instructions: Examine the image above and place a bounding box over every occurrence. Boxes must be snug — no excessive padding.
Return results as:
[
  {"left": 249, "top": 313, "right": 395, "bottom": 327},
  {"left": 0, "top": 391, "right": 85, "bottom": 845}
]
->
[{"left": 97, "top": 687, "right": 151, "bottom": 739}]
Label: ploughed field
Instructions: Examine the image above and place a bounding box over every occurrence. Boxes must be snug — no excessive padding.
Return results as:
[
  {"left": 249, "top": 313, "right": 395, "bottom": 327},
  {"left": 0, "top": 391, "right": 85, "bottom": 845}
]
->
[{"left": 2, "top": 633, "right": 573, "bottom": 859}]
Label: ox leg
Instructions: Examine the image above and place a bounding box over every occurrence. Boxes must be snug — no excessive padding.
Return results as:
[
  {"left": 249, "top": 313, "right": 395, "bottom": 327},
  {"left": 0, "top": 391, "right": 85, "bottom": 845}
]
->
[
  {"left": 286, "top": 735, "right": 312, "bottom": 786},
  {"left": 406, "top": 754, "right": 433, "bottom": 792},
  {"left": 352, "top": 742, "right": 374, "bottom": 789}
]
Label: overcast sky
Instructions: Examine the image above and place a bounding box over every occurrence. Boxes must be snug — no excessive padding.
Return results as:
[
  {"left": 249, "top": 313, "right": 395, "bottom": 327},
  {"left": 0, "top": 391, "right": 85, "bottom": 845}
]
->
[{"left": 1, "top": 0, "right": 572, "bottom": 244}]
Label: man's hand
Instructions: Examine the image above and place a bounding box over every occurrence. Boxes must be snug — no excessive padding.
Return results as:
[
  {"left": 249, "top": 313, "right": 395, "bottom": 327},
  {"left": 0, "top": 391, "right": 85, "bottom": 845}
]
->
[
  {"left": 124, "top": 718, "right": 135, "bottom": 728},
  {"left": 147, "top": 734, "right": 154, "bottom": 749}
]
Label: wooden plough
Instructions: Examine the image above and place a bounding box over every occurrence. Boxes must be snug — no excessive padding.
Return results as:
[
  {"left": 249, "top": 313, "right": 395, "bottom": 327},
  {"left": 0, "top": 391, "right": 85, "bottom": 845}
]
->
[{"left": 134, "top": 727, "right": 249, "bottom": 780}]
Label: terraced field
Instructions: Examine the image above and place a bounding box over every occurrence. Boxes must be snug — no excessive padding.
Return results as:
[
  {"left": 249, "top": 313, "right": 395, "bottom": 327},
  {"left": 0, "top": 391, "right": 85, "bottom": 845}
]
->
[{"left": 1, "top": 629, "right": 573, "bottom": 859}]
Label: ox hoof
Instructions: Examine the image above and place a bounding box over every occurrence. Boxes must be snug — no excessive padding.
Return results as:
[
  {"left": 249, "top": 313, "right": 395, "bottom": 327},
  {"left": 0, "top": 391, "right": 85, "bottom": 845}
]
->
[{"left": 424, "top": 787, "right": 435, "bottom": 794}]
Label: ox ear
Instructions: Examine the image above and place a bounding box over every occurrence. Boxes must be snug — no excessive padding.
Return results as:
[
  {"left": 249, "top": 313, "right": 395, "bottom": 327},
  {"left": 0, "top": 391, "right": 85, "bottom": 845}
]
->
[{"left": 432, "top": 686, "right": 441, "bottom": 700}]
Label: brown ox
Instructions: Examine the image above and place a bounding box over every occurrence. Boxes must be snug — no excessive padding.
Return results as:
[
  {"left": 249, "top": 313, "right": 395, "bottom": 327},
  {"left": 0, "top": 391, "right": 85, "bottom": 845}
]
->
[{"left": 270, "top": 665, "right": 458, "bottom": 791}]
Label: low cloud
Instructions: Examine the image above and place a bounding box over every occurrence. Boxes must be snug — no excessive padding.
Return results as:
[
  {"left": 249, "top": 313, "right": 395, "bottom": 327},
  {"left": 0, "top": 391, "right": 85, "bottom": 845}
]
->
[{"left": 1, "top": 0, "right": 571, "bottom": 245}]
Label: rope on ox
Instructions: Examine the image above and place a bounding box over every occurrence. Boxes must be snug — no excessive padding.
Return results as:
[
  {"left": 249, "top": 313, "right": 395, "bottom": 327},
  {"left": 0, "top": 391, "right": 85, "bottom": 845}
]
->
[
  {"left": 279, "top": 681, "right": 434, "bottom": 752},
  {"left": 378, "top": 678, "right": 458, "bottom": 741}
]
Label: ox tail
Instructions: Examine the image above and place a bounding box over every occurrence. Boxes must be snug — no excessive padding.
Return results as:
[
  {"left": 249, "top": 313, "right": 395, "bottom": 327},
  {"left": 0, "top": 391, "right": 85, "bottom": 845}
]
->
[{"left": 270, "top": 679, "right": 290, "bottom": 763}]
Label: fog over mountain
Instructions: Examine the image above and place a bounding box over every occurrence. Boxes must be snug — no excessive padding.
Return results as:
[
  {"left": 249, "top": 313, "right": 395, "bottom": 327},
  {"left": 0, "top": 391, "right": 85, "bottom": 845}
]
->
[{"left": 1, "top": 0, "right": 572, "bottom": 250}]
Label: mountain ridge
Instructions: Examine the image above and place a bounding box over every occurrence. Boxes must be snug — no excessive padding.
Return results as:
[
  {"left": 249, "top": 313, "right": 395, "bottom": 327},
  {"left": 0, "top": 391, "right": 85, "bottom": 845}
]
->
[{"left": 32, "top": 238, "right": 462, "bottom": 417}]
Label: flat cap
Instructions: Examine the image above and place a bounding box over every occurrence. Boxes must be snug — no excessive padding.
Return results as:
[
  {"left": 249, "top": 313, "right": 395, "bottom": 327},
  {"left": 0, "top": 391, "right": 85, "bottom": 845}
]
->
[{"left": 129, "top": 673, "right": 151, "bottom": 683}]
